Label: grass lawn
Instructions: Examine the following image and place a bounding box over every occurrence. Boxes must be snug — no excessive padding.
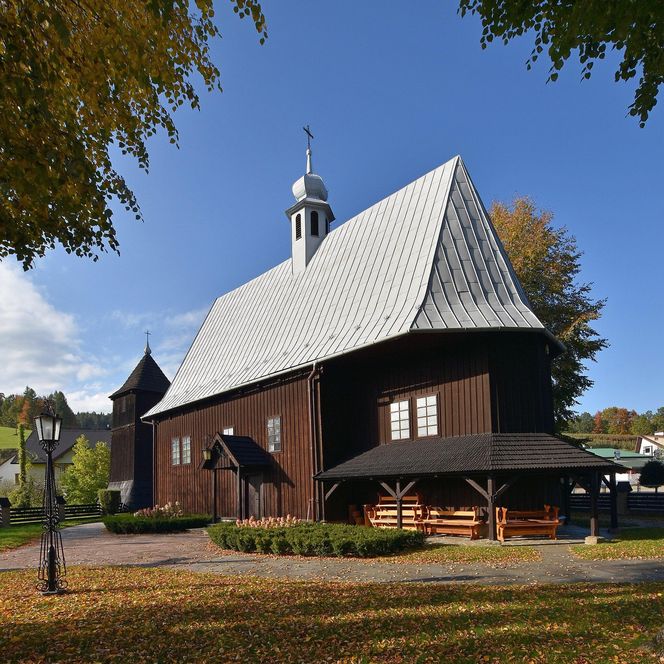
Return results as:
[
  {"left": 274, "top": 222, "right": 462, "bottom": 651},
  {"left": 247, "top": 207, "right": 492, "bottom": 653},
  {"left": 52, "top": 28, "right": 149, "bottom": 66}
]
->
[
  {"left": 572, "top": 527, "right": 664, "bottom": 560},
  {"left": 0, "top": 567, "right": 662, "bottom": 662},
  {"left": 0, "top": 425, "right": 30, "bottom": 450},
  {"left": 0, "top": 518, "right": 101, "bottom": 552},
  {"left": 389, "top": 543, "right": 540, "bottom": 566}
]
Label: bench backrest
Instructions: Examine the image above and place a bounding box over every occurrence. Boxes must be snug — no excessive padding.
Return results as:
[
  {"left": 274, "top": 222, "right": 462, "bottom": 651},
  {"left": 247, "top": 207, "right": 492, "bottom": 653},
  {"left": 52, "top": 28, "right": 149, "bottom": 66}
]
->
[
  {"left": 497, "top": 505, "right": 559, "bottom": 523},
  {"left": 426, "top": 506, "right": 482, "bottom": 521},
  {"left": 376, "top": 494, "right": 421, "bottom": 505}
]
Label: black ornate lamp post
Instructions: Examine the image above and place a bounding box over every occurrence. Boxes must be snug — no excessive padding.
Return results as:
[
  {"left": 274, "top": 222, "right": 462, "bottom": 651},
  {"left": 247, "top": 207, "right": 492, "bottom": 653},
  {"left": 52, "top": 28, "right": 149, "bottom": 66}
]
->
[{"left": 34, "top": 408, "right": 66, "bottom": 594}]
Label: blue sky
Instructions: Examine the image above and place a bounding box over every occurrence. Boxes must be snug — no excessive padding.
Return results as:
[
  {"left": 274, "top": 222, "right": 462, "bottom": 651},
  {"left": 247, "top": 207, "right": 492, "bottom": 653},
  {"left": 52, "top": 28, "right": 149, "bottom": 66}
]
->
[{"left": 1, "top": 1, "right": 662, "bottom": 415}]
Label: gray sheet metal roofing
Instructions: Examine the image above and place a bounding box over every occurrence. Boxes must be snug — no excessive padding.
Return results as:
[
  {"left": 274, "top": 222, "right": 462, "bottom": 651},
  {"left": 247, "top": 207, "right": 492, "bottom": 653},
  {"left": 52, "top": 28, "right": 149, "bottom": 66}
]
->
[
  {"left": 144, "top": 156, "right": 551, "bottom": 419},
  {"left": 315, "top": 434, "right": 618, "bottom": 481},
  {"left": 26, "top": 428, "right": 112, "bottom": 463}
]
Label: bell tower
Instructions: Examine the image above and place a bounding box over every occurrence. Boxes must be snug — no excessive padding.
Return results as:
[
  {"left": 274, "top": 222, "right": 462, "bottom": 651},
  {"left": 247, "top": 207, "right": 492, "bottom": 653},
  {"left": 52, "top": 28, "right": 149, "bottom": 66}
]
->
[
  {"left": 285, "top": 126, "right": 335, "bottom": 274},
  {"left": 108, "top": 333, "right": 170, "bottom": 509}
]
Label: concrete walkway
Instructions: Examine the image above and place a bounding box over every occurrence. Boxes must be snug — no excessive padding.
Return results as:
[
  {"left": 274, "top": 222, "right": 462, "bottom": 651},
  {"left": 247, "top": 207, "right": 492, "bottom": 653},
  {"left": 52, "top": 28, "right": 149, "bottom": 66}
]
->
[{"left": 2, "top": 522, "right": 664, "bottom": 585}]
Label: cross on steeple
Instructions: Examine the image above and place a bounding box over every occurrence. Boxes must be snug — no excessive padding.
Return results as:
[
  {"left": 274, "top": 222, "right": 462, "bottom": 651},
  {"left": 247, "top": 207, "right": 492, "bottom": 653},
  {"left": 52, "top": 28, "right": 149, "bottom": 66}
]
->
[
  {"left": 144, "top": 330, "right": 152, "bottom": 355},
  {"left": 303, "top": 125, "right": 314, "bottom": 150}
]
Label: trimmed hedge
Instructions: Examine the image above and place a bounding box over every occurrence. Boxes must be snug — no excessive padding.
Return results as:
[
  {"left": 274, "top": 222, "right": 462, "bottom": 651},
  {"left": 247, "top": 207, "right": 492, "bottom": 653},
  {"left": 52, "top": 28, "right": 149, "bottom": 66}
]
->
[
  {"left": 207, "top": 522, "right": 425, "bottom": 558},
  {"left": 104, "top": 513, "right": 211, "bottom": 534}
]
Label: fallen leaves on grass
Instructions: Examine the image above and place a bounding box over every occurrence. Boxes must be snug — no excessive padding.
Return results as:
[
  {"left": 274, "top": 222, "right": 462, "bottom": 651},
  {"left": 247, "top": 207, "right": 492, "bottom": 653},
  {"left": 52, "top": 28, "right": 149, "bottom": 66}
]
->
[
  {"left": 387, "top": 543, "right": 540, "bottom": 567},
  {"left": 572, "top": 528, "right": 664, "bottom": 561},
  {"left": 0, "top": 567, "right": 661, "bottom": 663}
]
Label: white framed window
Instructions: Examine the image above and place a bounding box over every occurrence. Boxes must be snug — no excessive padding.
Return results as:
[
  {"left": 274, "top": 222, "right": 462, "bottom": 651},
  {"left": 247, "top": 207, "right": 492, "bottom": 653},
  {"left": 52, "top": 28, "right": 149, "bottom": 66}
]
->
[
  {"left": 223, "top": 426, "right": 234, "bottom": 435},
  {"left": 390, "top": 400, "right": 410, "bottom": 440},
  {"left": 171, "top": 437, "right": 180, "bottom": 465},
  {"left": 416, "top": 395, "right": 438, "bottom": 437},
  {"left": 181, "top": 436, "right": 191, "bottom": 464},
  {"left": 644, "top": 446, "right": 652, "bottom": 455},
  {"left": 267, "top": 416, "right": 281, "bottom": 452}
]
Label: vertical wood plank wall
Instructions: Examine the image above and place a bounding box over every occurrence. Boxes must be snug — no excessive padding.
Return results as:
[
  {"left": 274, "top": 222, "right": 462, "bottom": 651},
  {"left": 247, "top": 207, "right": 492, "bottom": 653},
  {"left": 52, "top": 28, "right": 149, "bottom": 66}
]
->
[{"left": 154, "top": 375, "right": 313, "bottom": 518}]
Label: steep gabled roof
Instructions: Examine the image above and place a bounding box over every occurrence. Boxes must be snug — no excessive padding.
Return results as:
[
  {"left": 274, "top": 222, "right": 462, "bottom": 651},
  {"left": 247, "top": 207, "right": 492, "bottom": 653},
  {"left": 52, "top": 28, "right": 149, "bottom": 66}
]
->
[
  {"left": 26, "top": 428, "right": 112, "bottom": 463},
  {"left": 145, "top": 155, "right": 556, "bottom": 419},
  {"left": 110, "top": 352, "right": 171, "bottom": 399}
]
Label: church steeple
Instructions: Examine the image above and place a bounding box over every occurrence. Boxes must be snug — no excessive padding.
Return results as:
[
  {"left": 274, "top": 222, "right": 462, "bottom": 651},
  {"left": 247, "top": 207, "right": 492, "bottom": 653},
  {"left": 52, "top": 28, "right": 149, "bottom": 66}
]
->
[{"left": 285, "top": 126, "right": 334, "bottom": 274}]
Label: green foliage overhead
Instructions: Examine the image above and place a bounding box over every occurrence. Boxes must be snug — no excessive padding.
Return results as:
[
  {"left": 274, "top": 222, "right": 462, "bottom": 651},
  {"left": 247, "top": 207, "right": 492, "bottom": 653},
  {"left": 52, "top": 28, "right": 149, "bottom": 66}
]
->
[
  {"left": 60, "top": 435, "right": 110, "bottom": 503},
  {"left": 491, "top": 197, "right": 607, "bottom": 428},
  {"left": 0, "top": 0, "right": 267, "bottom": 270},
  {"left": 459, "top": 0, "right": 664, "bottom": 126}
]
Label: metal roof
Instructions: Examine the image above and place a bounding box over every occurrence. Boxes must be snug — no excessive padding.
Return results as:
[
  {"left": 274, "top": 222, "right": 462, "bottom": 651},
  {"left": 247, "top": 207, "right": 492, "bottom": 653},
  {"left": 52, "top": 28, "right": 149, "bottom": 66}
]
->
[
  {"left": 315, "top": 433, "right": 618, "bottom": 480},
  {"left": 145, "top": 155, "right": 552, "bottom": 419},
  {"left": 26, "top": 428, "right": 112, "bottom": 463}
]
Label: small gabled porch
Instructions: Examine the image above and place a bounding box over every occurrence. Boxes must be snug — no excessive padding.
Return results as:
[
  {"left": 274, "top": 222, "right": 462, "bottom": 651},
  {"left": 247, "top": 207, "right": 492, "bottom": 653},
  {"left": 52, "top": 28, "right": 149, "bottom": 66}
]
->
[{"left": 315, "top": 433, "right": 619, "bottom": 540}]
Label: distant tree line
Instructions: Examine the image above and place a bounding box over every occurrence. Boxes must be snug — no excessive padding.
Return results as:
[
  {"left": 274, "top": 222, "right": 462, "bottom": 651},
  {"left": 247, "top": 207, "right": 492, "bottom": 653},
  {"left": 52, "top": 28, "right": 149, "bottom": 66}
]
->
[
  {"left": 0, "top": 387, "right": 110, "bottom": 430},
  {"left": 566, "top": 407, "right": 664, "bottom": 437}
]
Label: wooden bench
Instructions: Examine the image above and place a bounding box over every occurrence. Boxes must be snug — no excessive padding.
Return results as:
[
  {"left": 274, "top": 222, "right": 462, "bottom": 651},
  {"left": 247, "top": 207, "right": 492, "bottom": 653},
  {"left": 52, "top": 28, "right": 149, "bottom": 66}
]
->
[
  {"left": 496, "top": 505, "right": 560, "bottom": 542},
  {"left": 416, "top": 506, "right": 483, "bottom": 539},
  {"left": 363, "top": 495, "right": 424, "bottom": 530}
]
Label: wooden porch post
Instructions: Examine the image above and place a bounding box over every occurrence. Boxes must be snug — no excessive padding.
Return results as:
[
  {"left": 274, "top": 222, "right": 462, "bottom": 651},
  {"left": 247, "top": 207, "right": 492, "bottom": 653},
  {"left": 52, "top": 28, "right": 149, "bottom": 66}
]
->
[
  {"left": 487, "top": 476, "right": 497, "bottom": 541},
  {"left": 609, "top": 471, "right": 618, "bottom": 530},
  {"left": 396, "top": 479, "right": 403, "bottom": 530},
  {"left": 236, "top": 470, "right": 243, "bottom": 520},
  {"left": 212, "top": 468, "right": 218, "bottom": 523},
  {"left": 561, "top": 473, "right": 570, "bottom": 524},
  {"left": 589, "top": 472, "right": 599, "bottom": 537}
]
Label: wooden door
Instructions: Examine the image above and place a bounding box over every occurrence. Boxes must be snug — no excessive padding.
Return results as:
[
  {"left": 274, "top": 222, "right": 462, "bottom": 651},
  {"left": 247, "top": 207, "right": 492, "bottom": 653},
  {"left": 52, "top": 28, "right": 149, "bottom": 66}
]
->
[{"left": 245, "top": 474, "right": 262, "bottom": 518}]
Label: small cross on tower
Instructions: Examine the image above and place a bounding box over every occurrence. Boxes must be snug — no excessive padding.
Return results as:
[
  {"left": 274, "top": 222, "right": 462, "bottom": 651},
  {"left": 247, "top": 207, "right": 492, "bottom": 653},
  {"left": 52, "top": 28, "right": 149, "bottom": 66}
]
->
[
  {"left": 303, "top": 125, "right": 314, "bottom": 150},
  {"left": 144, "top": 330, "right": 151, "bottom": 355}
]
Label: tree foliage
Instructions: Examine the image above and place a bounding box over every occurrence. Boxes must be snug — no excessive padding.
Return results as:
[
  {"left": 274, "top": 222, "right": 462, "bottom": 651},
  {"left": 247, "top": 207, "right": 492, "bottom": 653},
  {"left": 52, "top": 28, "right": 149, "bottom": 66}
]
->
[
  {"left": 568, "top": 406, "right": 664, "bottom": 436},
  {"left": 639, "top": 459, "right": 664, "bottom": 490},
  {"left": 459, "top": 0, "right": 664, "bottom": 126},
  {"left": 60, "top": 435, "right": 110, "bottom": 503},
  {"left": 0, "top": 0, "right": 267, "bottom": 269},
  {"left": 490, "top": 197, "right": 607, "bottom": 427}
]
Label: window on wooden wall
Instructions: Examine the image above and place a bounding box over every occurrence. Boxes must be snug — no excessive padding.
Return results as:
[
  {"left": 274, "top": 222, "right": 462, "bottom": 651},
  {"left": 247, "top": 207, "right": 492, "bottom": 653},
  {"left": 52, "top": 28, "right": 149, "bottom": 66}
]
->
[
  {"left": 311, "top": 210, "right": 319, "bottom": 237},
  {"left": 181, "top": 436, "right": 191, "bottom": 464},
  {"left": 267, "top": 416, "right": 281, "bottom": 452},
  {"left": 171, "top": 437, "right": 180, "bottom": 465},
  {"left": 416, "top": 395, "right": 438, "bottom": 437},
  {"left": 390, "top": 400, "right": 410, "bottom": 440},
  {"left": 295, "top": 214, "right": 302, "bottom": 240},
  {"left": 223, "top": 426, "right": 234, "bottom": 435}
]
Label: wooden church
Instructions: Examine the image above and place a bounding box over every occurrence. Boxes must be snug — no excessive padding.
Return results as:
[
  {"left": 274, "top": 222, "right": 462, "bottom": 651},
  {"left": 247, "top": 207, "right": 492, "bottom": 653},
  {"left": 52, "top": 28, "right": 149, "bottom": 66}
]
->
[{"left": 140, "top": 147, "right": 616, "bottom": 538}]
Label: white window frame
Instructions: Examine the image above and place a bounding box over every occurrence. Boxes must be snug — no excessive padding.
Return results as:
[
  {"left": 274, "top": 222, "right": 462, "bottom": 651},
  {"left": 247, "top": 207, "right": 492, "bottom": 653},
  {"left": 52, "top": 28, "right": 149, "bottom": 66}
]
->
[
  {"left": 416, "top": 394, "right": 438, "bottom": 437},
  {"left": 267, "top": 416, "right": 281, "bottom": 453},
  {"left": 223, "top": 426, "right": 234, "bottom": 435},
  {"left": 390, "top": 400, "right": 410, "bottom": 441},
  {"left": 181, "top": 435, "right": 191, "bottom": 464},
  {"left": 171, "top": 437, "right": 180, "bottom": 465}
]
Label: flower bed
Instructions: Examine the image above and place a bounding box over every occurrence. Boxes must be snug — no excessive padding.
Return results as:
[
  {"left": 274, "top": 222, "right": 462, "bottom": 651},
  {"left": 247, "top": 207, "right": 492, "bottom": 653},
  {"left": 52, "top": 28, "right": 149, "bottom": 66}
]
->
[
  {"left": 103, "top": 510, "right": 210, "bottom": 534},
  {"left": 207, "top": 521, "right": 425, "bottom": 557}
]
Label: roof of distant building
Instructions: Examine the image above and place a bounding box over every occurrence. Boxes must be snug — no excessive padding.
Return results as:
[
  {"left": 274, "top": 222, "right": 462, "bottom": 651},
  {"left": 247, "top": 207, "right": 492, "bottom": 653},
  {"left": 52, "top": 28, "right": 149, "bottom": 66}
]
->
[{"left": 26, "top": 428, "right": 112, "bottom": 464}]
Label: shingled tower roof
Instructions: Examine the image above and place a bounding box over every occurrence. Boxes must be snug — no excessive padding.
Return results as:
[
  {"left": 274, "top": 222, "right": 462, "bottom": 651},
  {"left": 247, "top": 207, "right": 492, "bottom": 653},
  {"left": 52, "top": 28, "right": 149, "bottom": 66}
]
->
[{"left": 110, "top": 350, "right": 170, "bottom": 400}]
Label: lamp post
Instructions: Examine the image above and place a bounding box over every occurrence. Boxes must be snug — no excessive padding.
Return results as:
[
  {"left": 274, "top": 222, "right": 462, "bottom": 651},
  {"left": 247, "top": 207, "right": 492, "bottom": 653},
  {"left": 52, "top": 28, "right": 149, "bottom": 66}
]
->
[
  {"left": 34, "top": 408, "right": 66, "bottom": 594},
  {"left": 202, "top": 445, "right": 218, "bottom": 523}
]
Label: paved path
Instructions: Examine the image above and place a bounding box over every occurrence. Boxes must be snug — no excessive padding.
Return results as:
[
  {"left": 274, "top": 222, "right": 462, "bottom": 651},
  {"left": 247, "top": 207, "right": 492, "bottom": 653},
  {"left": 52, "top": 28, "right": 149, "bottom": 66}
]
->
[{"left": 2, "top": 522, "right": 664, "bottom": 585}]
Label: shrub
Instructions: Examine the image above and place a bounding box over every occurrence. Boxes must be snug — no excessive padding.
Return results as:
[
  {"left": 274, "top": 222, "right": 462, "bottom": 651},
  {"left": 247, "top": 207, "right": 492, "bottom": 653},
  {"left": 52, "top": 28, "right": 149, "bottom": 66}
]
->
[
  {"left": 104, "top": 513, "right": 210, "bottom": 534},
  {"left": 207, "top": 522, "right": 425, "bottom": 558},
  {"left": 640, "top": 460, "right": 664, "bottom": 490},
  {"left": 98, "top": 489, "right": 121, "bottom": 515}
]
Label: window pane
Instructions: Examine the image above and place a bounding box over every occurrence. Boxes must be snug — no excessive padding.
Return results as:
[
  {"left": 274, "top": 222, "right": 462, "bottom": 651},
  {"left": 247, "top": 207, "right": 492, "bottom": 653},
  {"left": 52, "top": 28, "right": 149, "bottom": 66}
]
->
[
  {"left": 181, "top": 436, "right": 191, "bottom": 464},
  {"left": 223, "top": 427, "right": 234, "bottom": 435},
  {"left": 427, "top": 395, "right": 436, "bottom": 406},
  {"left": 417, "top": 427, "right": 427, "bottom": 437},
  {"left": 171, "top": 438, "right": 180, "bottom": 465},
  {"left": 268, "top": 416, "right": 281, "bottom": 452},
  {"left": 390, "top": 403, "right": 399, "bottom": 413},
  {"left": 390, "top": 400, "right": 410, "bottom": 441}
]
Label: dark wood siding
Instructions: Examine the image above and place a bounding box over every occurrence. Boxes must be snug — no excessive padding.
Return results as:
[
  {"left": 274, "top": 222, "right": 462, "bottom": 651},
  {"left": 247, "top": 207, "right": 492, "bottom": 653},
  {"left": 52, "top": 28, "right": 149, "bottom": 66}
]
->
[
  {"left": 319, "top": 334, "right": 492, "bottom": 469},
  {"left": 154, "top": 374, "right": 313, "bottom": 518}
]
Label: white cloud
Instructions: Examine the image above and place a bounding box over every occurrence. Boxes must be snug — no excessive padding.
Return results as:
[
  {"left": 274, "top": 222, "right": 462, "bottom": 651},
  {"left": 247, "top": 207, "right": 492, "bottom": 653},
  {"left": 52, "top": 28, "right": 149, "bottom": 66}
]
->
[{"left": 66, "top": 389, "right": 114, "bottom": 413}]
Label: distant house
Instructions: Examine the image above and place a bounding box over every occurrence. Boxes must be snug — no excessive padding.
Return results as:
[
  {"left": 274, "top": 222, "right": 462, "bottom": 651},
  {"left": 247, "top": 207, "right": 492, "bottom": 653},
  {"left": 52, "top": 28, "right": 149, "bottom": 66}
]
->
[
  {"left": 0, "top": 428, "right": 111, "bottom": 487},
  {"left": 588, "top": 447, "right": 652, "bottom": 484},
  {"left": 636, "top": 434, "right": 664, "bottom": 458}
]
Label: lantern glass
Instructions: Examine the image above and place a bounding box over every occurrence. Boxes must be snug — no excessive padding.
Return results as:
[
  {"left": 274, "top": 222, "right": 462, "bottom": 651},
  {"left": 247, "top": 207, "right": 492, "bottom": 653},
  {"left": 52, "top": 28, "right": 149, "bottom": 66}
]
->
[
  {"left": 203, "top": 447, "right": 212, "bottom": 462},
  {"left": 34, "top": 413, "right": 63, "bottom": 443}
]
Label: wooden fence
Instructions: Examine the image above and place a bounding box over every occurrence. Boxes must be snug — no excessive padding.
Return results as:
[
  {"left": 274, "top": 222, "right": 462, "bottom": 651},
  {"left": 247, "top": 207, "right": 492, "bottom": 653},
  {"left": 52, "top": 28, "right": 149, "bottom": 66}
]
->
[
  {"left": 0, "top": 502, "right": 102, "bottom": 527},
  {"left": 570, "top": 492, "right": 664, "bottom": 514}
]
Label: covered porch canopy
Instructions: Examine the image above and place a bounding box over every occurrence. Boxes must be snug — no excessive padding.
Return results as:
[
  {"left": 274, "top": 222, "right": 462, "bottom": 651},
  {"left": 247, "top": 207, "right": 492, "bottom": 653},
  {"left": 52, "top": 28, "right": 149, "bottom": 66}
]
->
[
  {"left": 315, "top": 433, "right": 619, "bottom": 540},
  {"left": 200, "top": 433, "right": 272, "bottom": 521}
]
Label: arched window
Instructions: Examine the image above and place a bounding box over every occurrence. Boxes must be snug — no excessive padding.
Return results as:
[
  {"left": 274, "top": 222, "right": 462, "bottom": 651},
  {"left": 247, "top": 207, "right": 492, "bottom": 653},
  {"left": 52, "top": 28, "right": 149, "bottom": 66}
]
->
[
  {"left": 311, "top": 210, "right": 319, "bottom": 237},
  {"left": 295, "top": 213, "right": 302, "bottom": 240},
  {"left": 325, "top": 218, "right": 330, "bottom": 235}
]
